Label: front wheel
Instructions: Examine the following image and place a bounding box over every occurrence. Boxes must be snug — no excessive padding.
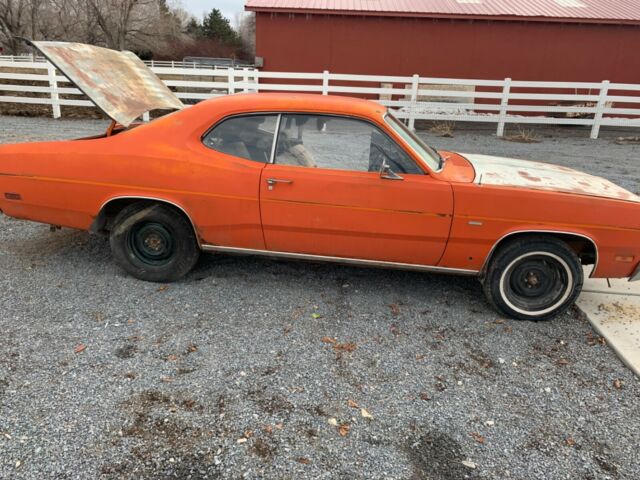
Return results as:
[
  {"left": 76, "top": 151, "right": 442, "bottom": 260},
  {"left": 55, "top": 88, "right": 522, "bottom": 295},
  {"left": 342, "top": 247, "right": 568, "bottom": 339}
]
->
[
  {"left": 483, "top": 237, "right": 583, "bottom": 321},
  {"left": 109, "top": 202, "right": 200, "bottom": 282}
]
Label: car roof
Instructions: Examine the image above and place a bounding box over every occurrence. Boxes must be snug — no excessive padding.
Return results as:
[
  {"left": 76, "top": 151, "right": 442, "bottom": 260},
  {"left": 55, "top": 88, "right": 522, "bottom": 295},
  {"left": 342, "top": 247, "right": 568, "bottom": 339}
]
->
[{"left": 191, "top": 93, "right": 388, "bottom": 120}]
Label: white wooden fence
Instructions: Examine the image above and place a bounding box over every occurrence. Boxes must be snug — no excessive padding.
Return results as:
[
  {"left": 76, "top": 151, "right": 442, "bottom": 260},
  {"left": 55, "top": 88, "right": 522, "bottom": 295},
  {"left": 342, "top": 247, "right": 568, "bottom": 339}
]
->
[{"left": 1, "top": 57, "right": 639, "bottom": 139}]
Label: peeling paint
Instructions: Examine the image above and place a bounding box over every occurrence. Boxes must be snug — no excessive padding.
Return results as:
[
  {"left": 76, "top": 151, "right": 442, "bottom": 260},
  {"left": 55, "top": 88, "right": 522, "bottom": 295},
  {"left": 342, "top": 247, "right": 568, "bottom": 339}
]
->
[
  {"left": 464, "top": 154, "right": 640, "bottom": 203},
  {"left": 30, "top": 41, "right": 184, "bottom": 127}
]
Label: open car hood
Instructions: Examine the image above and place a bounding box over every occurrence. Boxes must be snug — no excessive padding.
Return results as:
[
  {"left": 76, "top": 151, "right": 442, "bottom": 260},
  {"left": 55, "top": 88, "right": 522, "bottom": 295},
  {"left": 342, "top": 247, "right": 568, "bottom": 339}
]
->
[
  {"left": 463, "top": 153, "right": 640, "bottom": 203},
  {"left": 30, "top": 41, "right": 184, "bottom": 127}
]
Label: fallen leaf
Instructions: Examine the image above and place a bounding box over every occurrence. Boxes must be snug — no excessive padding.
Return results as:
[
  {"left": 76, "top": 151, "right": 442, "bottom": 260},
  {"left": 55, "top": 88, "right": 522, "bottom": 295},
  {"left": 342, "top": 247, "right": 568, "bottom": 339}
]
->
[
  {"left": 167, "top": 354, "right": 178, "bottom": 361},
  {"left": 311, "top": 313, "right": 322, "bottom": 319},
  {"left": 389, "top": 304, "right": 400, "bottom": 316},
  {"left": 461, "top": 460, "right": 477, "bottom": 469},
  {"left": 262, "top": 425, "right": 273, "bottom": 434},
  {"left": 186, "top": 344, "right": 198, "bottom": 353},
  {"left": 494, "top": 319, "right": 505, "bottom": 324},
  {"left": 557, "top": 358, "right": 569, "bottom": 366},
  {"left": 74, "top": 344, "right": 86, "bottom": 354},
  {"left": 338, "top": 423, "right": 350, "bottom": 437},
  {"left": 283, "top": 325, "right": 293, "bottom": 335},
  {"left": 275, "top": 423, "right": 284, "bottom": 430},
  {"left": 244, "top": 430, "right": 254, "bottom": 438},
  {"left": 613, "top": 379, "right": 623, "bottom": 390},
  {"left": 297, "top": 457, "right": 311, "bottom": 464},
  {"left": 360, "top": 408, "right": 373, "bottom": 420},
  {"left": 156, "top": 285, "right": 169, "bottom": 292},
  {"left": 419, "top": 392, "right": 431, "bottom": 401},
  {"left": 321, "top": 336, "right": 337, "bottom": 344},
  {"left": 390, "top": 324, "right": 401, "bottom": 336},
  {"left": 327, "top": 418, "right": 338, "bottom": 426},
  {"left": 470, "top": 432, "right": 485, "bottom": 444},
  {"left": 237, "top": 438, "right": 247, "bottom": 444},
  {"left": 566, "top": 437, "right": 576, "bottom": 446},
  {"left": 347, "top": 399, "right": 359, "bottom": 408},
  {"left": 333, "top": 343, "right": 357, "bottom": 353}
]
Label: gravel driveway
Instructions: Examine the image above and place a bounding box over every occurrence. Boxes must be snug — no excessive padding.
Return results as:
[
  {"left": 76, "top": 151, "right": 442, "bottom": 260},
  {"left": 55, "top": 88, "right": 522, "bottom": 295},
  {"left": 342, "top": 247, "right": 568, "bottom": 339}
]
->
[{"left": 0, "top": 116, "right": 639, "bottom": 479}]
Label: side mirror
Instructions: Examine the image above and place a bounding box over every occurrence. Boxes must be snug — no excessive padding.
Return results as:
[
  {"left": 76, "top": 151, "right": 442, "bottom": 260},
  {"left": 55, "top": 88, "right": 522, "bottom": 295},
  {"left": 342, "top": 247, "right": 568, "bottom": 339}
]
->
[{"left": 380, "top": 160, "right": 404, "bottom": 181}]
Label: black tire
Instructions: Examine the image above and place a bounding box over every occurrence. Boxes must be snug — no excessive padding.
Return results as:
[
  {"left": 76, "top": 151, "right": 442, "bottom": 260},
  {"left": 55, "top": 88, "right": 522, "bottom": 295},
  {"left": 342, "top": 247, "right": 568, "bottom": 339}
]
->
[
  {"left": 109, "top": 202, "right": 200, "bottom": 282},
  {"left": 482, "top": 236, "right": 583, "bottom": 321}
]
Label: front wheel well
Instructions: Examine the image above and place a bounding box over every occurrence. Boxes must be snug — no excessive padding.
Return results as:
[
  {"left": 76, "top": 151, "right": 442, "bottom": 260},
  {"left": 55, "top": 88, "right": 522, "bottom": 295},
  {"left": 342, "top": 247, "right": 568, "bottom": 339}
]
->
[
  {"left": 91, "top": 198, "right": 199, "bottom": 242},
  {"left": 481, "top": 231, "right": 597, "bottom": 276}
]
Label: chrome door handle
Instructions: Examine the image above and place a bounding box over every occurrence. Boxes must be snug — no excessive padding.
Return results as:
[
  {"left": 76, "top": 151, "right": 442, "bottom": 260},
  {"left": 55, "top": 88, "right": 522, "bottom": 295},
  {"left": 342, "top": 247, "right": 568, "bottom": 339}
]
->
[{"left": 266, "top": 178, "right": 293, "bottom": 190}]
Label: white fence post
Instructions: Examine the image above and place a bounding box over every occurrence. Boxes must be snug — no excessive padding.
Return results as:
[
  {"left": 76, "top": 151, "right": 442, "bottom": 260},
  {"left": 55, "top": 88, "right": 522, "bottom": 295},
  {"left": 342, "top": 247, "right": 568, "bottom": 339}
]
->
[
  {"left": 591, "top": 80, "right": 610, "bottom": 140},
  {"left": 322, "top": 70, "right": 329, "bottom": 95},
  {"left": 496, "top": 78, "right": 512, "bottom": 137},
  {"left": 47, "top": 62, "right": 61, "bottom": 119},
  {"left": 228, "top": 67, "right": 235, "bottom": 94},
  {"left": 408, "top": 74, "right": 419, "bottom": 131},
  {"left": 254, "top": 69, "right": 260, "bottom": 93},
  {"left": 242, "top": 68, "right": 249, "bottom": 93}
]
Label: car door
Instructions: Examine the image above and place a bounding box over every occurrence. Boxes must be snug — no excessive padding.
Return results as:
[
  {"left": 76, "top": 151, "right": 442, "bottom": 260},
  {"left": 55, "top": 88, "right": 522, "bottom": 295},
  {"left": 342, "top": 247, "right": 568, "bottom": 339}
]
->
[{"left": 259, "top": 114, "right": 454, "bottom": 266}]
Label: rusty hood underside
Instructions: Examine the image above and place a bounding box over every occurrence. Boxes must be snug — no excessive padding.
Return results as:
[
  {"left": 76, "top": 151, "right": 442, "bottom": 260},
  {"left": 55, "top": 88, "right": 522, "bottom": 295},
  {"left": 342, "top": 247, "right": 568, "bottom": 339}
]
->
[
  {"left": 30, "top": 41, "right": 184, "bottom": 127},
  {"left": 463, "top": 153, "right": 640, "bottom": 203}
]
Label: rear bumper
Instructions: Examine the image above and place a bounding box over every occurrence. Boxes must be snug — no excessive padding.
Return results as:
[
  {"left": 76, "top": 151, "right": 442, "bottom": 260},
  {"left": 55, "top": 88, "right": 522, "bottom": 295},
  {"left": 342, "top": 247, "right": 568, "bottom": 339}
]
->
[{"left": 630, "top": 263, "right": 640, "bottom": 282}]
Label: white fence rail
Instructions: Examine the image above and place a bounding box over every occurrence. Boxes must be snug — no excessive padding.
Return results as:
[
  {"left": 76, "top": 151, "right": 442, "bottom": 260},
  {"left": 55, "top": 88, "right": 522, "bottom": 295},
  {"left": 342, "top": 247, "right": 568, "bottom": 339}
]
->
[{"left": 1, "top": 58, "right": 639, "bottom": 139}]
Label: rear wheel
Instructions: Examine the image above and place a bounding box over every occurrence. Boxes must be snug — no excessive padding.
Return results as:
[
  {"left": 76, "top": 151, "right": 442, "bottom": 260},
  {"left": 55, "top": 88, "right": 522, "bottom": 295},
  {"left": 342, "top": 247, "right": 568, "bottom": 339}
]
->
[
  {"left": 483, "top": 237, "right": 583, "bottom": 321},
  {"left": 109, "top": 202, "right": 200, "bottom": 282}
]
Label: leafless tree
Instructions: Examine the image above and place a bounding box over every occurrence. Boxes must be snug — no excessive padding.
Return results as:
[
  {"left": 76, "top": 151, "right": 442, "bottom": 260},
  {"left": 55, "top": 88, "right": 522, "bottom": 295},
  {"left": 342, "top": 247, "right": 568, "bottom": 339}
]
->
[
  {"left": 236, "top": 12, "right": 255, "bottom": 58},
  {"left": 0, "top": 0, "right": 239, "bottom": 57},
  {"left": 0, "top": 0, "right": 40, "bottom": 53}
]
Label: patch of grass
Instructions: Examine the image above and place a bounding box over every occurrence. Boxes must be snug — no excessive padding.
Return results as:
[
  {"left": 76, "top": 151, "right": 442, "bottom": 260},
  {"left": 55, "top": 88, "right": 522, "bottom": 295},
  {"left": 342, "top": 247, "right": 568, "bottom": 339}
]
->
[
  {"left": 429, "top": 121, "right": 455, "bottom": 138},
  {"left": 502, "top": 127, "right": 541, "bottom": 143}
]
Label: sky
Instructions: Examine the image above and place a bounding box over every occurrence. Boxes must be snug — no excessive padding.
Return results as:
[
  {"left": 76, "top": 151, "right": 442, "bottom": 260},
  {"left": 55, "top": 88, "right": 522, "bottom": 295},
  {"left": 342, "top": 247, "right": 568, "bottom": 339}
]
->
[{"left": 181, "top": 0, "right": 247, "bottom": 24}]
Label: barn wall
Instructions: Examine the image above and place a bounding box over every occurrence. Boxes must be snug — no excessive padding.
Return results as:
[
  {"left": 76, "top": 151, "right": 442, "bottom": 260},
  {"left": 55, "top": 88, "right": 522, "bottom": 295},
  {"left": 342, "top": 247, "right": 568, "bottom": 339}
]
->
[{"left": 254, "top": 13, "right": 640, "bottom": 83}]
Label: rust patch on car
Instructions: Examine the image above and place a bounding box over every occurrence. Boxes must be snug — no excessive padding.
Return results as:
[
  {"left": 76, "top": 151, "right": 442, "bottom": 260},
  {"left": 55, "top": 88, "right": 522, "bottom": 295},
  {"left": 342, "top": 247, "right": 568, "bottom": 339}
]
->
[
  {"left": 464, "top": 153, "right": 640, "bottom": 203},
  {"left": 30, "top": 41, "right": 184, "bottom": 127},
  {"left": 518, "top": 170, "right": 542, "bottom": 182}
]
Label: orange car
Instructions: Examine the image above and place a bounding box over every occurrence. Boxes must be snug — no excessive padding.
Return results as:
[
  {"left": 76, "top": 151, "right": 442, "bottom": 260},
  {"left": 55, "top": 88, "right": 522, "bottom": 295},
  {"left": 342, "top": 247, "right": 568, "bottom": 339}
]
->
[{"left": 1, "top": 42, "right": 640, "bottom": 321}]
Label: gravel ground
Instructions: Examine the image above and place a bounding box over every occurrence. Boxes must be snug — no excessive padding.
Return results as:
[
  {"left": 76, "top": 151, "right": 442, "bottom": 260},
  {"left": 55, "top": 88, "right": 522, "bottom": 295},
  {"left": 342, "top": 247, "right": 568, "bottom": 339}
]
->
[{"left": 1, "top": 115, "right": 639, "bottom": 479}]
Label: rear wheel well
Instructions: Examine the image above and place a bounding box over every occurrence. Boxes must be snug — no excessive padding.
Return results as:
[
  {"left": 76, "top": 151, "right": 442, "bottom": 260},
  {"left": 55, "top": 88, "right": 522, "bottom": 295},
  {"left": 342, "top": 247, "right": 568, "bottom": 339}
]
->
[
  {"left": 482, "top": 232, "right": 597, "bottom": 276},
  {"left": 91, "top": 198, "right": 198, "bottom": 242}
]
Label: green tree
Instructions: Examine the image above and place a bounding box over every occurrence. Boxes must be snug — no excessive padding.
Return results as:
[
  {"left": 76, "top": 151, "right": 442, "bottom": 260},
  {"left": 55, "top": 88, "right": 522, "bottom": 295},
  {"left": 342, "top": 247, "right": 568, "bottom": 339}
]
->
[{"left": 200, "top": 8, "right": 238, "bottom": 44}]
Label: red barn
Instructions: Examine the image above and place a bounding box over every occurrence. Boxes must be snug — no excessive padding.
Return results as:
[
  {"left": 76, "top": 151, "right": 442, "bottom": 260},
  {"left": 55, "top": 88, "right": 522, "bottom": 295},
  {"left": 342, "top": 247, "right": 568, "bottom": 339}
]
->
[{"left": 245, "top": 0, "right": 640, "bottom": 83}]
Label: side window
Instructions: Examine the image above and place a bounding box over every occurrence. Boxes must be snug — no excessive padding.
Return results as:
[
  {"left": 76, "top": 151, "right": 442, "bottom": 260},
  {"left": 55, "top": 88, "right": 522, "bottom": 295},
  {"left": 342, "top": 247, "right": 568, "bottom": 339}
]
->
[
  {"left": 203, "top": 115, "right": 278, "bottom": 163},
  {"left": 274, "top": 114, "right": 423, "bottom": 174}
]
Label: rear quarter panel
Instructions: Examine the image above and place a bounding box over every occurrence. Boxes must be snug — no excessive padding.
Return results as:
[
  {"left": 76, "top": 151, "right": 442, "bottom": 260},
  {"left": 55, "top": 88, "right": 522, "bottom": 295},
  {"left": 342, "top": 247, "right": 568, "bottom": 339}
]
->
[{"left": 0, "top": 111, "right": 267, "bottom": 249}]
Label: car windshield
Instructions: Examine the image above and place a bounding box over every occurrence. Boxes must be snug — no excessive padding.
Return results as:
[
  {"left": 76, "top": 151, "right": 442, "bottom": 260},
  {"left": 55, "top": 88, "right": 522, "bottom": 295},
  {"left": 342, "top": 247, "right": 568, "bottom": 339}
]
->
[{"left": 385, "top": 114, "right": 442, "bottom": 171}]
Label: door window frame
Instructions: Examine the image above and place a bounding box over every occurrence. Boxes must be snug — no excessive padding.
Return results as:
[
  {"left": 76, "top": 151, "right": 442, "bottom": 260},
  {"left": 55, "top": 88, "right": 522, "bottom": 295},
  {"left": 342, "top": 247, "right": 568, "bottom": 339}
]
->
[
  {"left": 269, "top": 113, "right": 425, "bottom": 175},
  {"left": 202, "top": 112, "right": 425, "bottom": 175}
]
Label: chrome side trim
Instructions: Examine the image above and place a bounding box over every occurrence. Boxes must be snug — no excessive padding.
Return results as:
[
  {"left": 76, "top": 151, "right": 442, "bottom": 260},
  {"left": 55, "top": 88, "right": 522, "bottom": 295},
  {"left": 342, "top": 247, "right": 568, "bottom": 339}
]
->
[
  {"left": 97, "top": 196, "right": 200, "bottom": 245},
  {"left": 630, "top": 263, "right": 640, "bottom": 282},
  {"left": 480, "top": 230, "right": 599, "bottom": 278},
  {"left": 202, "top": 244, "right": 479, "bottom": 276}
]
